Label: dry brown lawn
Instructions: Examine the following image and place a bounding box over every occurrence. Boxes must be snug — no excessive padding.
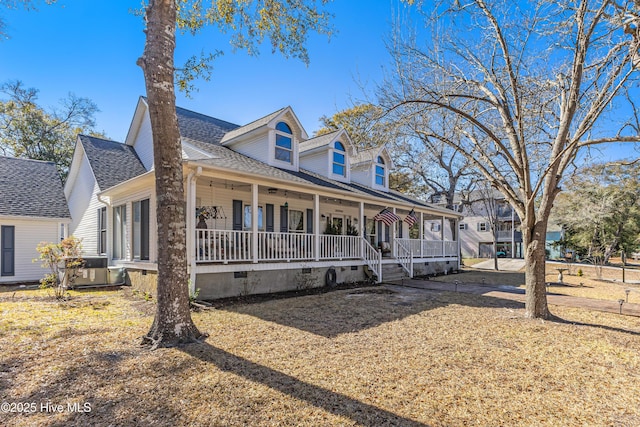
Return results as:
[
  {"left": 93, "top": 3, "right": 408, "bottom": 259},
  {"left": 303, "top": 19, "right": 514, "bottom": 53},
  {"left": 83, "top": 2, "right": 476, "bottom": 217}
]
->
[
  {"left": 435, "top": 261, "right": 640, "bottom": 303},
  {"left": 1, "top": 285, "right": 640, "bottom": 426}
]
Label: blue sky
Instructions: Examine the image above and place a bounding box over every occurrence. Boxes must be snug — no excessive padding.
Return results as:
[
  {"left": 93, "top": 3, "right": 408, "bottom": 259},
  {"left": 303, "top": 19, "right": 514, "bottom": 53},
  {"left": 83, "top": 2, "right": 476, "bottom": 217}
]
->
[
  {"left": 0, "top": 1, "right": 408, "bottom": 142},
  {"left": 0, "top": 0, "right": 636, "bottom": 163}
]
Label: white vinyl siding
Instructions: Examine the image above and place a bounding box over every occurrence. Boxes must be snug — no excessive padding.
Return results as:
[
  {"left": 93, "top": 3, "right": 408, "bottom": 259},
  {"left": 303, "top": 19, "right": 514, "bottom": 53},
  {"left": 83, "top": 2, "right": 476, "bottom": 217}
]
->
[
  {"left": 350, "top": 166, "right": 373, "bottom": 188},
  {"left": 223, "top": 134, "right": 270, "bottom": 165},
  {"left": 299, "top": 150, "right": 328, "bottom": 176},
  {"left": 131, "top": 112, "right": 155, "bottom": 171},
  {"left": 66, "top": 153, "right": 106, "bottom": 256},
  {"left": 0, "top": 218, "right": 65, "bottom": 283}
]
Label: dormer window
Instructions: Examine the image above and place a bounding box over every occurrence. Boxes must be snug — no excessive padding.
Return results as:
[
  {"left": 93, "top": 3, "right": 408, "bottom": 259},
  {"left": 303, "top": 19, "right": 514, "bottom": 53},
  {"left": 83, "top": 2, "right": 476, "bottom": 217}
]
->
[
  {"left": 375, "top": 156, "right": 385, "bottom": 186},
  {"left": 333, "top": 141, "right": 346, "bottom": 176},
  {"left": 275, "top": 122, "right": 293, "bottom": 164}
]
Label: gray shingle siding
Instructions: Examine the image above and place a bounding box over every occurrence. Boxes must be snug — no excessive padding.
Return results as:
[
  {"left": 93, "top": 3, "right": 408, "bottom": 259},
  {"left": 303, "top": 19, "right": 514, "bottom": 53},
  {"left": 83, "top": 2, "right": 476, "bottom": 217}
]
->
[
  {"left": 79, "top": 135, "right": 147, "bottom": 190},
  {"left": 0, "top": 156, "right": 70, "bottom": 218}
]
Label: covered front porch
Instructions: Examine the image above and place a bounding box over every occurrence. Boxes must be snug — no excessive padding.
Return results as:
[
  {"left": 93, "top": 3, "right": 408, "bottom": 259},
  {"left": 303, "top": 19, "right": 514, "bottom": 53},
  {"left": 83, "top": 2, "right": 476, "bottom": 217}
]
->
[{"left": 185, "top": 168, "right": 460, "bottom": 286}]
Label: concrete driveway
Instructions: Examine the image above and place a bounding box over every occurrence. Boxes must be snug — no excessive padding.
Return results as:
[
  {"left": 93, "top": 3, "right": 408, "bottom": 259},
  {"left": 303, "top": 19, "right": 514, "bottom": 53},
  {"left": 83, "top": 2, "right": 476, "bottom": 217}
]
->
[{"left": 470, "top": 258, "right": 526, "bottom": 271}]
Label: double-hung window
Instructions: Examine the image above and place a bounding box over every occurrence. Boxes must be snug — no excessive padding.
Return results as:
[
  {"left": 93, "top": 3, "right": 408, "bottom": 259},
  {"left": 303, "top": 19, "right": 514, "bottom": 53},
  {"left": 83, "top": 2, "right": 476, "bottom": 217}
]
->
[
  {"left": 98, "top": 207, "right": 107, "bottom": 255},
  {"left": 288, "top": 209, "right": 304, "bottom": 233},
  {"left": 113, "top": 205, "right": 127, "bottom": 260},
  {"left": 243, "top": 205, "right": 264, "bottom": 230},
  {"left": 133, "top": 199, "right": 150, "bottom": 260}
]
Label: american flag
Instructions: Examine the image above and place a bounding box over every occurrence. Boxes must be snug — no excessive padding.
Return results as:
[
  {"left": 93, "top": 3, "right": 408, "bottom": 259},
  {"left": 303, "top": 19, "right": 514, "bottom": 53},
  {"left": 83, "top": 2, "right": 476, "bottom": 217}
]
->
[
  {"left": 404, "top": 209, "right": 418, "bottom": 227},
  {"left": 374, "top": 208, "right": 400, "bottom": 226}
]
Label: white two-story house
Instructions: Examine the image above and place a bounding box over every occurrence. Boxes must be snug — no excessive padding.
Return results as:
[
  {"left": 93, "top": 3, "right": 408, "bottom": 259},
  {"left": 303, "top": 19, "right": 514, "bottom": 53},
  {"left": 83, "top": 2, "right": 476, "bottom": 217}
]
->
[{"left": 64, "top": 97, "right": 462, "bottom": 299}]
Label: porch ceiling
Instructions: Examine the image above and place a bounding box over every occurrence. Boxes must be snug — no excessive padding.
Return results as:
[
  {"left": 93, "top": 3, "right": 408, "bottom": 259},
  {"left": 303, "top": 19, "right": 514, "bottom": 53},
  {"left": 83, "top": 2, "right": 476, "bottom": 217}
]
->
[{"left": 192, "top": 166, "right": 462, "bottom": 218}]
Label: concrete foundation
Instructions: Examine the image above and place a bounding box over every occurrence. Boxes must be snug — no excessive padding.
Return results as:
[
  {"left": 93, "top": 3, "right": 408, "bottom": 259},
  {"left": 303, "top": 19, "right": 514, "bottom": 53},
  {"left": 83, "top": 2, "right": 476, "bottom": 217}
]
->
[
  {"left": 412, "top": 260, "right": 457, "bottom": 277},
  {"left": 126, "top": 269, "right": 158, "bottom": 298},
  {"left": 195, "top": 265, "right": 365, "bottom": 300}
]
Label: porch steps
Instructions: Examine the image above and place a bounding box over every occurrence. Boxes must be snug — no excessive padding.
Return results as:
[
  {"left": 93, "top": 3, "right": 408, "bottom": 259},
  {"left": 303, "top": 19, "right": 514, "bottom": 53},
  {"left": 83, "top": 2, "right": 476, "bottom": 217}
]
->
[{"left": 381, "top": 263, "right": 408, "bottom": 283}]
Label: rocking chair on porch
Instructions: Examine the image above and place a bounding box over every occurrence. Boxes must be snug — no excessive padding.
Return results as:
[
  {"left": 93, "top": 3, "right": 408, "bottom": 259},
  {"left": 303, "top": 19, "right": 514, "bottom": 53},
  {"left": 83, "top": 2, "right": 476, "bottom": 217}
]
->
[{"left": 378, "top": 241, "right": 391, "bottom": 257}]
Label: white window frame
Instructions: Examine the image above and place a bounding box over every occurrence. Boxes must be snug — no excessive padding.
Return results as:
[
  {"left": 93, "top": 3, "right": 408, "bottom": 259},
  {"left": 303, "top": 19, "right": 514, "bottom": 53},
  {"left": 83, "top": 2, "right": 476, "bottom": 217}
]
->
[
  {"left": 477, "top": 222, "right": 489, "bottom": 232},
  {"left": 274, "top": 121, "right": 293, "bottom": 165},
  {"left": 375, "top": 157, "right": 385, "bottom": 186},
  {"left": 113, "top": 204, "right": 127, "bottom": 260},
  {"left": 243, "top": 205, "right": 264, "bottom": 231},
  {"left": 288, "top": 209, "right": 304, "bottom": 233}
]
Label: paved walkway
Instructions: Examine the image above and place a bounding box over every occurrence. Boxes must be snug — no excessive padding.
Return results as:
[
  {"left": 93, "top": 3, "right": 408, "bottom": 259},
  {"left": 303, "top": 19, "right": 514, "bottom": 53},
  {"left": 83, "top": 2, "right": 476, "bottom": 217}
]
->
[
  {"left": 386, "top": 278, "right": 640, "bottom": 317},
  {"left": 471, "top": 258, "right": 526, "bottom": 271}
]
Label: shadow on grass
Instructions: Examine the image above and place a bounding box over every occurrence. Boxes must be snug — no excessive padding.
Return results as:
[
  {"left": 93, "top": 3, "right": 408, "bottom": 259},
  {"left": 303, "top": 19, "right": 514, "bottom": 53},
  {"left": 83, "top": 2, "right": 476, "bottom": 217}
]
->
[
  {"left": 547, "top": 315, "right": 640, "bottom": 337},
  {"left": 0, "top": 349, "right": 184, "bottom": 427},
  {"left": 222, "top": 284, "right": 529, "bottom": 338},
  {"left": 222, "top": 287, "right": 455, "bottom": 338},
  {"left": 179, "top": 341, "right": 429, "bottom": 427}
]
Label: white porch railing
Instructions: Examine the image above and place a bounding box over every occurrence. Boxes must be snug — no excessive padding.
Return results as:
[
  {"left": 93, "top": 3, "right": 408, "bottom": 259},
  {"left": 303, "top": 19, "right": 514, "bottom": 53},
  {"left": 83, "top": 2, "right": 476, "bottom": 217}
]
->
[
  {"left": 257, "top": 231, "right": 314, "bottom": 261},
  {"left": 196, "top": 231, "right": 458, "bottom": 265},
  {"left": 396, "top": 238, "right": 459, "bottom": 258},
  {"left": 196, "top": 230, "right": 364, "bottom": 263},
  {"left": 362, "top": 238, "right": 382, "bottom": 283},
  {"left": 394, "top": 239, "right": 413, "bottom": 278},
  {"left": 196, "top": 229, "right": 253, "bottom": 263},
  {"left": 318, "top": 235, "right": 361, "bottom": 260},
  {"left": 444, "top": 241, "right": 458, "bottom": 256}
]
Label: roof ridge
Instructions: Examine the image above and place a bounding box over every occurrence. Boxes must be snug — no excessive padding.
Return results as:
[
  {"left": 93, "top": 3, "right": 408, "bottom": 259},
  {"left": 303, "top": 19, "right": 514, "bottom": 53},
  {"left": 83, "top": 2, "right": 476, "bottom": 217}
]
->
[
  {"left": 78, "top": 134, "right": 124, "bottom": 144},
  {"left": 0, "top": 155, "right": 57, "bottom": 166},
  {"left": 175, "top": 105, "right": 240, "bottom": 128},
  {"left": 232, "top": 106, "right": 287, "bottom": 130}
]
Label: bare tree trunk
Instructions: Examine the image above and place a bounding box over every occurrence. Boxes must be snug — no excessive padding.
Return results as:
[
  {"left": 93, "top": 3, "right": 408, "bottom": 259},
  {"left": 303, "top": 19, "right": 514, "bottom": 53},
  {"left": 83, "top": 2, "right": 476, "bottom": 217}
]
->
[
  {"left": 138, "top": 0, "right": 202, "bottom": 348},
  {"left": 522, "top": 219, "right": 550, "bottom": 319},
  {"left": 493, "top": 228, "right": 499, "bottom": 271}
]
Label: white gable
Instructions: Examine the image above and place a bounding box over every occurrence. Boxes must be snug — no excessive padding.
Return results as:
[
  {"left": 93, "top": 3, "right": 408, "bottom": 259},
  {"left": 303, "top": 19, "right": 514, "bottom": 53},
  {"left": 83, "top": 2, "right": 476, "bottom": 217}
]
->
[
  {"left": 299, "top": 129, "right": 355, "bottom": 183},
  {"left": 124, "top": 98, "right": 154, "bottom": 171},
  {"left": 218, "top": 107, "right": 307, "bottom": 173}
]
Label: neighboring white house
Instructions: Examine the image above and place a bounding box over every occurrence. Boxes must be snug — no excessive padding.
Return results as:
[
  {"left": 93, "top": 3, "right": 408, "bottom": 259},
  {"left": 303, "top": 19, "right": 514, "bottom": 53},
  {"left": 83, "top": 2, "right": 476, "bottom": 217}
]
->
[
  {"left": 426, "top": 190, "right": 523, "bottom": 259},
  {"left": 0, "top": 156, "right": 71, "bottom": 284},
  {"left": 64, "top": 97, "right": 462, "bottom": 299}
]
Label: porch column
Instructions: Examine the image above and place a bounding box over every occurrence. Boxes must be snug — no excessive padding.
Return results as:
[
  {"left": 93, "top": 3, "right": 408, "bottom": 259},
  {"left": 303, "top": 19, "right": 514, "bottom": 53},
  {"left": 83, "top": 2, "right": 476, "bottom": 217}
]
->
[
  {"left": 314, "top": 194, "right": 320, "bottom": 261},
  {"left": 441, "top": 216, "right": 445, "bottom": 257},
  {"left": 511, "top": 209, "right": 515, "bottom": 259},
  {"left": 359, "top": 201, "right": 364, "bottom": 257},
  {"left": 419, "top": 211, "right": 424, "bottom": 258},
  {"left": 187, "top": 169, "right": 199, "bottom": 294},
  {"left": 251, "top": 183, "right": 259, "bottom": 263},
  {"left": 456, "top": 218, "right": 461, "bottom": 270},
  {"left": 391, "top": 207, "right": 397, "bottom": 257}
]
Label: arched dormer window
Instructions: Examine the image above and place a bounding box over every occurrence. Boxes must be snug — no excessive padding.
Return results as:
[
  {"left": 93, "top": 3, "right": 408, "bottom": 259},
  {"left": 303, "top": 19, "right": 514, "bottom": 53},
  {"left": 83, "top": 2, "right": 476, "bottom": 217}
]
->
[
  {"left": 332, "top": 141, "right": 346, "bottom": 176},
  {"left": 375, "top": 156, "right": 385, "bottom": 186},
  {"left": 275, "top": 122, "right": 293, "bottom": 164}
]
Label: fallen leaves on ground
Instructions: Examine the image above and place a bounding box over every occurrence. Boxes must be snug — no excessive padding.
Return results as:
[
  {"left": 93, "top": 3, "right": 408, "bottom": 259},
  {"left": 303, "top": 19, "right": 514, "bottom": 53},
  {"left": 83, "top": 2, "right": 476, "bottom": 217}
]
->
[{"left": 1, "top": 286, "right": 639, "bottom": 426}]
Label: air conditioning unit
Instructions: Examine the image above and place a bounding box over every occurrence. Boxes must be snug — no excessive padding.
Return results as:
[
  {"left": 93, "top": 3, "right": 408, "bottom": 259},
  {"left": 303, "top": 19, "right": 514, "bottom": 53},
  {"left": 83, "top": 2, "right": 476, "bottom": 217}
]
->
[{"left": 60, "top": 257, "right": 126, "bottom": 288}]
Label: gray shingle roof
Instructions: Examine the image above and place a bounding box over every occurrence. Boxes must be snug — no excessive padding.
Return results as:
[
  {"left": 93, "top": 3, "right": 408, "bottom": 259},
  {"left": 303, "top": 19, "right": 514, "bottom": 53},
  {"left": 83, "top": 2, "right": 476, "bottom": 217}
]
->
[
  {"left": 0, "top": 156, "right": 70, "bottom": 219},
  {"left": 186, "top": 145, "right": 441, "bottom": 213},
  {"left": 351, "top": 147, "right": 379, "bottom": 167},
  {"left": 177, "top": 106, "right": 239, "bottom": 145},
  {"left": 299, "top": 130, "right": 340, "bottom": 153},
  {"left": 79, "top": 135, "right": 147, "bottom": 190},
  {"left": 128, "top": 103, "right": 453, "bottom": 216},
  {"left": 220, "top": 107, "right": 286, "bottom": 143}
]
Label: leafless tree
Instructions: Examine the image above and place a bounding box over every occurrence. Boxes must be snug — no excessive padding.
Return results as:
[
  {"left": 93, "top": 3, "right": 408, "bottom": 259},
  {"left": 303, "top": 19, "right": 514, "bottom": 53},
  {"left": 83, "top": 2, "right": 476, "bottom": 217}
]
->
[{"left": 381, "top": 0, "right": 640, "bottom": 319}]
